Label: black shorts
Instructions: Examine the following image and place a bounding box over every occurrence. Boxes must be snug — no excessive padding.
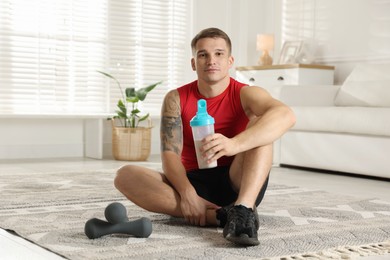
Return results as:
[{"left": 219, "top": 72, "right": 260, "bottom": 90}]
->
[{"left": 187, "top": 166, "right": 269, "bottom": 207}]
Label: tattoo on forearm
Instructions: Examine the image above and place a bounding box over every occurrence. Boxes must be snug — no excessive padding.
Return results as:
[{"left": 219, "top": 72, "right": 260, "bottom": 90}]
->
[{"left": 160, "top": 91, "right": 183, "bottom": 154}]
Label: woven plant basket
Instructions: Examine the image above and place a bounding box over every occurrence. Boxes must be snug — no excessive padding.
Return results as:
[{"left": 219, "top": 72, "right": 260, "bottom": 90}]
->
[{"left": 111, "top": 119, "right": 152, "bottom": 161}]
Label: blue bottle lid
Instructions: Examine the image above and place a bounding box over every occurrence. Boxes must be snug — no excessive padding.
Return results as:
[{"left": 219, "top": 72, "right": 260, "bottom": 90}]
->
[{"left": 190, "top": 99, "right": 215, "bottom": 127}]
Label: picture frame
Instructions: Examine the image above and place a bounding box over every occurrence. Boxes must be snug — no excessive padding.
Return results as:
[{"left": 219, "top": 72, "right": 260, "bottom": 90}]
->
[{"left": 278, "top": 41, "right": 303, "bottom": 64}]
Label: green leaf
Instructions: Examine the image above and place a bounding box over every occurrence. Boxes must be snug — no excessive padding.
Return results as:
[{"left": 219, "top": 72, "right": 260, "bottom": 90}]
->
[
  {"left": 98, "top": 71, "right": 162, "bottom": 128},
  {"left": 131, "top": 108, "right": 141, "bottom": 115},
  {"left": 96, "top": 70, "right": 117, "bottom": 81},
  {"left": 117, "top": 99, "right": 125, "bottom": 107},
  {"left": 126, "top": 96, "right": 139, "bottom": 103},
  {"left": 138, "top": 113, "right": 149, "bottom": 122},
  {"left": 136, "top": 81, "right": 162, "bottom": 101},
  {"left": 145, "top": 81, "right": 162, "bottom": 92},
  {"left": 125, "top": 88, "right": 136, "bottom": 98},
  {"left": 115, "top": 111, "right": 127, "bottom": 118},
  {"left": 117, "top": 100, "right": 126, "bottom": 113}
]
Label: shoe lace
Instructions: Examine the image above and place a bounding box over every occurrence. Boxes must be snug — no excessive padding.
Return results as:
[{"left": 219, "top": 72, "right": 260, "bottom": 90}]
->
[{"left": 230, "top": 205, "right": 256, "bottom": 234}]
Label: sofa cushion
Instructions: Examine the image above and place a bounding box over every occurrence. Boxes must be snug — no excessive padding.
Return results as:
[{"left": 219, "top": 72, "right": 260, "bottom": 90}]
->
[
  {"left": 334, "top": 63, "right": 390, "bottom": 107},
  {"left": 291, "top": 106, "right": 390, "bottom": 137}
]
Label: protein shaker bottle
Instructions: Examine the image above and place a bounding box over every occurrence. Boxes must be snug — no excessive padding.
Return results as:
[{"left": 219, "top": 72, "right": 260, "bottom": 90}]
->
[{"left": 190, "top": 99, "right": 217, "bottom": 169}]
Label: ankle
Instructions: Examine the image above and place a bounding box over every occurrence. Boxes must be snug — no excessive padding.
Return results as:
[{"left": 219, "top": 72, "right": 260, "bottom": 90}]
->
[{"left": 234, "top": 203, "right": 254, "bottom": 210}]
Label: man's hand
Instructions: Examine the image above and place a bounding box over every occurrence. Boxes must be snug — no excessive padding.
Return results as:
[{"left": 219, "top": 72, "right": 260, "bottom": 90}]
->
[
  {"left": 180, "top": 188, "right": 219, "bottom": 226},
  {"left": 200, "top": 133, "right": 239, "bottom": 163}
]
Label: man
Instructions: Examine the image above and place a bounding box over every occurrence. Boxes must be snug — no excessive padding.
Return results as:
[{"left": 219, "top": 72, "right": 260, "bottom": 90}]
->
[{"left": 115, "top": 27, "right": 295, "bottom": 246}]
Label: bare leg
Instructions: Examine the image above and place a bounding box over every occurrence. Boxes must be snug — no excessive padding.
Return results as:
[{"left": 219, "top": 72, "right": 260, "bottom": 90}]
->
[
  {"left": 115, "top": 165, "right": 219, "bottom": 226},
  {"left": 223, "top": 118, "right": 273, "bottom": 245},
  {"left": 115, "top": 165, "right": 182, "bottom": 217},
  {"left": 229, "top": 117, "right": 273, "bottom": 208}
]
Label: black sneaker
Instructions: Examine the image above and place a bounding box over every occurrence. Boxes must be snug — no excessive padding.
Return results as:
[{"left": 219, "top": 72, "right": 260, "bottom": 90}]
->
[
  {"left": 216, "top": 205, "right": 233, "bottom": 228},
  {"left": 223, "top": 205, "right": 260, "bottom": 246}
]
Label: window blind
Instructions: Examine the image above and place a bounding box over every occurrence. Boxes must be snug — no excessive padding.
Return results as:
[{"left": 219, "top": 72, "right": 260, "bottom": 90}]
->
[
  {"left": 0, "top": 0, "right": 189, "bottom": 116},
  {"left": 281, "top": 0, "right": 318, "bottom": 43},
  {"left": 281, "top": 0, "right": 390, "bottom": 63}
]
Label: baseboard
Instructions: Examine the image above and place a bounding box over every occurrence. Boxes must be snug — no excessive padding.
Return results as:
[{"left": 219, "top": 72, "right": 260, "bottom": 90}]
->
[{"left": 280, "top": 164, "right": 390, "bottom": 182}]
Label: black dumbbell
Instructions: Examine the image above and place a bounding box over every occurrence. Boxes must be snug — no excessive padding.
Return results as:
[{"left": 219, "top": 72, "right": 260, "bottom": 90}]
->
[
  {"left": 84, "top": 217, "right": 152, "bottom": 239},
  {"left": 104, "top": 202, "right": 129, "bottom": 224},
  {"left": 85, "top": 202, "right": 152, "bottom": 239}
]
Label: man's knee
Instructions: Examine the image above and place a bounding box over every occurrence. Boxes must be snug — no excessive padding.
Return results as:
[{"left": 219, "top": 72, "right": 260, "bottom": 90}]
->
[{"left": 114, "top": 165, "right": 137, "bottom": 191}]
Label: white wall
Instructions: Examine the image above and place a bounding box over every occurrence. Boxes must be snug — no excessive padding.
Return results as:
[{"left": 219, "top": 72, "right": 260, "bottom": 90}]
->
[
  {"left": 2, "top": 0, "right": 389, "bottom": 160},
  {"left": 0, "top": 117, "right": 84, "bottom": 159},
  {"left": 279, "top": 0, "right": 390, "bottom": 84},
  {"left": 187, "top": 0, "right": 390, "bottom": 84},
  {"left": 185, "top": 0, "right": 282, "bottom": 82}
]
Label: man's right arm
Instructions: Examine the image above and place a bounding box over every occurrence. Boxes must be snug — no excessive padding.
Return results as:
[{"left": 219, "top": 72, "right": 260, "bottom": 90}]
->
[
  {"left": 160, "top": 90, "right": 196, "bottom": 198},
  {"left": 160, "top": 90, "right": 214, "bottom": 226}
]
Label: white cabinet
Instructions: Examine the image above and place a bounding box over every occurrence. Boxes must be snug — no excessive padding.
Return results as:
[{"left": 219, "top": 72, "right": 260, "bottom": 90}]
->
[{"left": 235, "top": 64, "right": 335, "bottom": 89}]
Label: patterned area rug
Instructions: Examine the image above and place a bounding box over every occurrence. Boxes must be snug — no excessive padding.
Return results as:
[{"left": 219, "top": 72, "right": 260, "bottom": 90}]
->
[{"left": 1, "top": 166, "right": 390, "bottom": 259}]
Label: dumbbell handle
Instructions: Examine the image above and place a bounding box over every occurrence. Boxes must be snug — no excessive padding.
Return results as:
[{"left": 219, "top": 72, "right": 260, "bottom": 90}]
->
[{"left": 85, "top": 217, "right": 152, "bottom": 239}]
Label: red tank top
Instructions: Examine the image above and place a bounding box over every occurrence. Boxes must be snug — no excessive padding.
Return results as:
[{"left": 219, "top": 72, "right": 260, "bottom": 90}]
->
[{"left": 177, "top": 77, "right": 249, "bottom": 171}]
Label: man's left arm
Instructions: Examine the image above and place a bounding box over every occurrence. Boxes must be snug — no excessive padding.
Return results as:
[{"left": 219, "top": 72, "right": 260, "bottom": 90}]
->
[
  {"left": 237, "top": 86, "right": 296, "bottom": 150},
  {"left": 200, "top": 86, "right": 296, "bottom": 162}
]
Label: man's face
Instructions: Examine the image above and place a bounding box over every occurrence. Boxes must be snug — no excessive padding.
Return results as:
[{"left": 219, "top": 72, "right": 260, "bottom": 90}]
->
[{"left": 191, "top": 37, "right": 234, "bottom": 84}]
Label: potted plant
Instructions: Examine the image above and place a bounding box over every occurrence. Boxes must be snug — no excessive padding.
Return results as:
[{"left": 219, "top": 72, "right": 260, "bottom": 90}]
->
[{"left": 98, "top": 70, "right": 161, "bottom": 161}]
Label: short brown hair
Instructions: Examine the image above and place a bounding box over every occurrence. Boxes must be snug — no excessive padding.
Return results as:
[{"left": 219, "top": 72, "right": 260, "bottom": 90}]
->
[{"left": 191, "top": 27, "right": 232, "bottom": 55}]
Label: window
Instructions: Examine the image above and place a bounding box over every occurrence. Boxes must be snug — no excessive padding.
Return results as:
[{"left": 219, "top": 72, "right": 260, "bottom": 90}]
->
[
  {"left": 0, "top": 0, "right": 189, "bottom": 115},
  {"left": 281, "top": 0, "right": 390, "bottom": 63},
  {"left": 281, "top": 0, "right": 318, "bottom": 43}
]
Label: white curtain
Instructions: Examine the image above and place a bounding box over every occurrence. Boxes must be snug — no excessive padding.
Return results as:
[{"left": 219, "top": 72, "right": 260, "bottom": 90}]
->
[{"left": 0, "top": 0, "right": 189, "bottom": 115}]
